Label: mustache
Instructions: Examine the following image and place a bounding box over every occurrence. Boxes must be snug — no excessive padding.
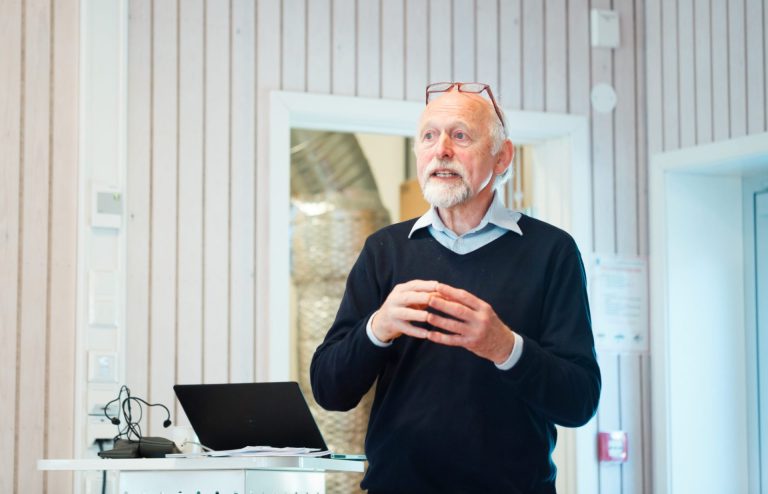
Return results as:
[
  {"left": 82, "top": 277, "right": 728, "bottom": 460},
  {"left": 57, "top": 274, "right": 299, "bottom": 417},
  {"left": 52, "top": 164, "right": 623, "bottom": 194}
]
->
[{"left": 424, "top": 158, "right": 467, "bottom": 178}]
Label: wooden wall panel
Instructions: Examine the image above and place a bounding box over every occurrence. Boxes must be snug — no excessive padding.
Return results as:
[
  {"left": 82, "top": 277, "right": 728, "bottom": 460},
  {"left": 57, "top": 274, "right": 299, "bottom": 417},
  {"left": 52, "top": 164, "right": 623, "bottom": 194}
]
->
[
  {"left": 126, "top": 0, "right": 152, "bottom": 402},
  {"left": 332, "top": 0, "right": 355, "bottom": 95},
  {"left": 677, "top": 0, "right": 696, "bottom": 149},
  {"left": 0, "top": 0, "right": 22, "bottom": 490},
  {"left": 404, "top": 0, "right": 428, "bottom": 101},
  {"left": 429, "top": 0, "right": 452, "bottom": 82},
  {"left": 148, "top": 0, "right": 178, "bottom": 435},
  {"left": 522, "top": 0, "right": 544, "bottom": 111},
  {"left": 17, "top": 0, "right": 52, "bottom": 491},
  {"left": 615, "top": 0, "right": 638, "bottom": 255},
  {"left": 307, "top": 0, "right": 332, "bottom": 94},
  {"left": 647, "top": 0, "right": 768, "bottom": 150},
  {"left": 694, "top": 0, "right": 713, "bottom": 145},
  {"left": 590, "top": 0, "right": 615, "bottom": 255},
  {"left": 746, "top": 0, "right": 765, "bottom": 134},
  {"left": 176, "top": 0, "right": 205, "bottom": 413},
  {"left": 545, "top": 0, "right": 567, "bottom": 113},
  {"left": 0, "top": 0, "right": 78, "bottom": 491},
  {"left": 203, "top": 0, "right": 230, "bottom": 384},
  {"left": 230, "top": 0, "right": 256, "bottom": 383},
  {"left": 452, "top": 0, "right": 475, "bottom": 81},
  {"left": 282, "top": 0, "right": 306, "bottom": 92},
  {"left": 728, "top": 0, "right": 747, "bottom": 138},
  {"left": 381, "top": 0, "right": 405, "bottom": 100},
  {"left": 498, "top": 0, "right": 522, "bottom": 109},
  {"left": 357, "top": 0, "right": 381, "bottom": 98},
  {"left": 46, "top": 0, "right": 79, "bottom": 489},
  {"left": 475, "top": 0, "right": 498, "bottom": 95}
]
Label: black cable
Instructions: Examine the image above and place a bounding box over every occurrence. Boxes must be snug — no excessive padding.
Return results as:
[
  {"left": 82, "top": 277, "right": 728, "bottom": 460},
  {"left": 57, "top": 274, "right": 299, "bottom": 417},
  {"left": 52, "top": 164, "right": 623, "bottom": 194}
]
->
[{"left": 94, "top": 439, "right": 107, "bottom": 494}]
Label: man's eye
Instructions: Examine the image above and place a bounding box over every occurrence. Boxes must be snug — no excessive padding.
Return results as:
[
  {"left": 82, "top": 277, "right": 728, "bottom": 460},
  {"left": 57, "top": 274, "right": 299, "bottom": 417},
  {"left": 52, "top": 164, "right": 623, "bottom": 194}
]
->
[
  {"left": 423, "top": 131, "right": 435, "bottom": 140},
  {"left": 454, "top": 131, "right": 467, "bottom": 140}
]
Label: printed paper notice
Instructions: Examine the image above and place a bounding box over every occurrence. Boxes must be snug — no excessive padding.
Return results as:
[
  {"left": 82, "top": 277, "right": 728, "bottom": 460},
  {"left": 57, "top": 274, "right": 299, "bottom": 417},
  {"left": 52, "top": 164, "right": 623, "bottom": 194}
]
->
[{"left": 588, "top": 255, "right": 648, "bottom": 352}]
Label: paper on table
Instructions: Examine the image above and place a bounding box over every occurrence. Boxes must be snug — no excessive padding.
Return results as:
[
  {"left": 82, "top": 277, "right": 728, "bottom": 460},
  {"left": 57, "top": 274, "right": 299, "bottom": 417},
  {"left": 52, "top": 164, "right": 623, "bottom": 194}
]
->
[{"left": 166, "top": 446, "right": 330, "bottom": 458}]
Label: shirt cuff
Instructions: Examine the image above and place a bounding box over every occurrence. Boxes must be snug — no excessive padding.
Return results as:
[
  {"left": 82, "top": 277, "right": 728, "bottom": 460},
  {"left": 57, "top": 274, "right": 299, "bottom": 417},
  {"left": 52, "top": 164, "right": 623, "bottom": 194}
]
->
[
  {"left": 366, "top": 310, "right": 393, "bottom": 348},
  {"left": 494, "top": 332, "right": 524, "bottom": 370}
]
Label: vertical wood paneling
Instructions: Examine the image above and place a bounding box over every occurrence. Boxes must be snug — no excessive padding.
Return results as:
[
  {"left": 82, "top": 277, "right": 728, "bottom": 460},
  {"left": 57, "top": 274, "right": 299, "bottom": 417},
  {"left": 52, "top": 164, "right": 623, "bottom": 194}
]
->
[
  {"left": 597, "top": 353, "right": 622, "bottom": 492},
  {"left": 307, "top": 0, "right": 331, "bottom": 94},
  {"left": 475, "top": 0, "right": 498, "bottom": 94},
  {"left": 661, "top": 0, "right": 679, "bottom": 150},
  {"left": 498, "top": 0, "right": 522, "bottom": 109},
  {"left": 176, "top": 0, "right": 204, "bottom": 408},
  {"left": 728, "top": 0, "right": 747, "bottom": 138},
  {"left": 381, "top": 0, "right": 404, "bottom": 100},
  {"left": 0, "top": 0, "right": 21, "bottom": 490},
  {"left": 149, "top": 0, "right": 178, "bottom": 435},
  {"left": 745, "top": 0, "right": 765, "bottom": 134},
  {"left": 694, "top": 0, "right": 713, "bottom": 144},
  {"left": 544, "top": 0, "right": 567, "bottom": 113},
  {"left": 521, "top": 0, "right": 544, "bottom": 111},
  {"left": 332, "top": 0, "right": 355, "bottom": 95},
  {"left": 126, "top": 0, "right": 152, "bottom": 400},
  {"left": 282, "top": 0, "right": 306, "bottom": 92},
  {"left": 429, "top": 0, "right": 452, "bottom": 82},
  {"left": 46, "top": 0, "right": 78, "bottom": 488},
  {"left": 615, "top": 0, "right": 638, "bottom": 255},
  {"left": 254, "top": 0, "right": 281, "bottom": 379},
  {"left": 567, "top": 0, "right": 590, "bottom": 116},
  {"left": 230, "top": 0, "right": 256, "bottom": 383},
  {"left": 645, "top": 0, "right": 663, "bottom": 155},
  {"left": 591, "top": 0, "right": 615, "bottom": 254},
  {"left": 17, "top": 0, "right": 51, "bottom": 491},
  {"left": 452, "top": 0, "right": 474, "bottom": 81},
  {"left": 203, "top": 0, "right": 230, "bottom": 384},
  {"left": 677, "top": 0, "right": 696, "bottom": 148},
  {"left": 404, "top": 0, "right": 427, "bottom": 101},
  {"left": 636, "top": 0, "right": 649, "bottom": 258},
  {"left": 711, "top": 0, "right": 730, "bottom": 141},
  {"left": 357, "top": 0, "right": 381, "bottom": 98}
]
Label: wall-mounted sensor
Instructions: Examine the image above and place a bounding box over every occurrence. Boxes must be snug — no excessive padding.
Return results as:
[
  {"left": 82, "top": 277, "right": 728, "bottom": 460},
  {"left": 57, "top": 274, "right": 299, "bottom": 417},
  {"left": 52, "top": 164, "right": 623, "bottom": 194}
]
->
[
  {"left": 92, "top": 187, "right": 123, "bottom": 229},
  {"left": 591, "top": 9, "right": 620, "bottom": 48}
]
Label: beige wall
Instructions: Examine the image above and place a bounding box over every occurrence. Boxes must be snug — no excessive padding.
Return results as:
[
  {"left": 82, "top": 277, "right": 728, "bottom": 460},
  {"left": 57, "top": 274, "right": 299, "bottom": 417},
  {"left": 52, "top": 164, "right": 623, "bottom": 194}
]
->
[{"left": 0, "top": 0, "right": 80, "bottom": 492}]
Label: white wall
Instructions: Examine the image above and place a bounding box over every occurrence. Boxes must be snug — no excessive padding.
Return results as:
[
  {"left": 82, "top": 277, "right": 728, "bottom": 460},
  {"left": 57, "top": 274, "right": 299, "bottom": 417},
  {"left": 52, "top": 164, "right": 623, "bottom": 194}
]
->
[{"left": 664, "top": 172, "right": 749, "bottom": 493}]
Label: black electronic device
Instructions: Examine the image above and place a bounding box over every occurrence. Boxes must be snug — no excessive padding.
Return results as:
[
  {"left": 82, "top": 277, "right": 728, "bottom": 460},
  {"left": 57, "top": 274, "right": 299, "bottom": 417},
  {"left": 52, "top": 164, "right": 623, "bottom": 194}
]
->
[{"left": 173, "top": 381, "right": 328, "bottom": 452}]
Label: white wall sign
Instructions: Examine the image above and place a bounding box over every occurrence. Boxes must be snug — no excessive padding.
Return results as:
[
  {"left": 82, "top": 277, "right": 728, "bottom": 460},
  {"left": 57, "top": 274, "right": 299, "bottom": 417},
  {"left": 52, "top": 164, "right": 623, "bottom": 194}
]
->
[{"left": 589, "top": 255, "right": 649, "bottom": 352}]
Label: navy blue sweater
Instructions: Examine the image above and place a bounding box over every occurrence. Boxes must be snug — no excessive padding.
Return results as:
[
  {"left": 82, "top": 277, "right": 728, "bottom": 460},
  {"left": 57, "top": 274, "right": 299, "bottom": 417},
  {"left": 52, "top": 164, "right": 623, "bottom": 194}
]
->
[{"left": 310, "top": 215, "right": 601, "bottom": 494}]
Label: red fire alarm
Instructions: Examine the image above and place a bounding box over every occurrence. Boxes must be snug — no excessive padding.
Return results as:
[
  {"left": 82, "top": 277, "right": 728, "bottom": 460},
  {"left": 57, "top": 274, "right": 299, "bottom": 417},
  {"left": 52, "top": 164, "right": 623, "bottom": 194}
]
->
[{"left": 598, "top": 431, "right": 628, "bottom": 463}]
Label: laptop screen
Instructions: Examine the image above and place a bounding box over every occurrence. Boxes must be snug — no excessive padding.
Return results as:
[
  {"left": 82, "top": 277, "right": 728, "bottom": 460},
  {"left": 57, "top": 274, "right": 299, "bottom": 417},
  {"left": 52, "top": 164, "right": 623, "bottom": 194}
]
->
[{"left": 173, "top": 382, "right": 327, "bottom": 452}]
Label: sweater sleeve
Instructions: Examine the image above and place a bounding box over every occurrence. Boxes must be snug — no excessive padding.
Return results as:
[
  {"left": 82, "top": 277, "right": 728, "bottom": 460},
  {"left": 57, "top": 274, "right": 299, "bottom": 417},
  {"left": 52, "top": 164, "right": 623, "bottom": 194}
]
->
[
  {"left": 309, "top": 239, "right": 391, "bottom": 412},
  {"left": 502, "top": 239, "right": 601, "bottom": 427}
]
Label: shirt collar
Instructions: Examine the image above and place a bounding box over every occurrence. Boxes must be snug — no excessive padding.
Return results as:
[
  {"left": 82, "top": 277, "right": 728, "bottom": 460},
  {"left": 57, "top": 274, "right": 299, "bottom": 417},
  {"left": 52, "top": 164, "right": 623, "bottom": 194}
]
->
[{"left": 408, "top": 192, "right": 523, "bottom": 238}]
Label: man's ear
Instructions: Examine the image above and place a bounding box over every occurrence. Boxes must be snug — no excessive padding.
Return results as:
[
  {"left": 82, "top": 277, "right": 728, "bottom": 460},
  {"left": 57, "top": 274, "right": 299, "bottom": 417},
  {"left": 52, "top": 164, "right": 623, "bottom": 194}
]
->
[{"left": 494, "top": 140, "right": 514, "bottom": 175}]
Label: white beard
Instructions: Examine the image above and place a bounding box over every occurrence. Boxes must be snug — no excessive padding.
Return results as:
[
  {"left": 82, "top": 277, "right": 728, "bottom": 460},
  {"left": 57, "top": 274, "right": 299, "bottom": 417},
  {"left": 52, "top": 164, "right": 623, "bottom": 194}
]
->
[{"left": 420, "top": 158, "right": 472, "bottom": 209}]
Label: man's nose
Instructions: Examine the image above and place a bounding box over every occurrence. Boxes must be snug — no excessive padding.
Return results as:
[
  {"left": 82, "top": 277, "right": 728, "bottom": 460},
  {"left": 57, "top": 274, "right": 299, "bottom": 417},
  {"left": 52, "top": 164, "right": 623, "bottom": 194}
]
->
[{"left": 436, "top": 132, "right": 453, "bottom": 159}]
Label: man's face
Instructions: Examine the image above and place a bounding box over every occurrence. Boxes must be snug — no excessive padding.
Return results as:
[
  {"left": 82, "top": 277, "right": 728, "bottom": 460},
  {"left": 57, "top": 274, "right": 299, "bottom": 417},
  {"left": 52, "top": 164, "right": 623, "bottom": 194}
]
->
[{"left": 414, "top": 91, "right": 502, "bottom": 210}]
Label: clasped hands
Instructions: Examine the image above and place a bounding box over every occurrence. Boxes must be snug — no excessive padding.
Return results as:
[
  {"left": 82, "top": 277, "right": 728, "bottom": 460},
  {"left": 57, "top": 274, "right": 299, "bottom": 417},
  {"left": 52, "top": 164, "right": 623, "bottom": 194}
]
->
[{"left": 370, "top": 279, "right": 516, "bottom": 365}]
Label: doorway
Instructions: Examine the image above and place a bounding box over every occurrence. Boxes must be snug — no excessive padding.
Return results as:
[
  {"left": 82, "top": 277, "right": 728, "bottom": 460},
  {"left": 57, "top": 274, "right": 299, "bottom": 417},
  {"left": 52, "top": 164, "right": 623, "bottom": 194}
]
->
[{"left": 650, "top": 132, "right": 768, "bottom": 494}]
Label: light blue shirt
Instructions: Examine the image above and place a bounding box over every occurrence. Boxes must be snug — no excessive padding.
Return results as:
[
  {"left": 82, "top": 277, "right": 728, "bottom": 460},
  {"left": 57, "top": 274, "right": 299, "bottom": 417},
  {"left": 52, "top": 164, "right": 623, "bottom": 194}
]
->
[{"left": 366, "top": 192, "right": 526, "bottom": 370}]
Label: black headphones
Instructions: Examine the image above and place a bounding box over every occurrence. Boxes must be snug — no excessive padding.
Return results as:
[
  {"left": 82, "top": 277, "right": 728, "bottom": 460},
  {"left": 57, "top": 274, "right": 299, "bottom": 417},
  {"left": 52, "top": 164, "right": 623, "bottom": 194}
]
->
[{"left": 104, "top": 385, "right": 172, "bottom": 441}]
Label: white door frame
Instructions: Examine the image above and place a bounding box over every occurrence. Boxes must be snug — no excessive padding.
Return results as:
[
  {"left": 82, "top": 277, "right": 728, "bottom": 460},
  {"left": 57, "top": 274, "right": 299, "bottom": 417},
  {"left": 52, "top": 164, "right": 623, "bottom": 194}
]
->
[
  {"left": 649, "top": 132, "right": 768, "bottom": 494},
  {"left": 260, "top": 90, "right": 595, "bottom": 493}
]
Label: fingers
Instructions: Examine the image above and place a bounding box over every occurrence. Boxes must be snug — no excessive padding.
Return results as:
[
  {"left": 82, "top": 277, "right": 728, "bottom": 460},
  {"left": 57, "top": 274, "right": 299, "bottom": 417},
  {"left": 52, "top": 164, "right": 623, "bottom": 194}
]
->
[
  {"left": 434, "top": 282, "right": 483, "bottom": 311},
  {"left": 426, "top": 330, "right": 466, "bottom": 347}
]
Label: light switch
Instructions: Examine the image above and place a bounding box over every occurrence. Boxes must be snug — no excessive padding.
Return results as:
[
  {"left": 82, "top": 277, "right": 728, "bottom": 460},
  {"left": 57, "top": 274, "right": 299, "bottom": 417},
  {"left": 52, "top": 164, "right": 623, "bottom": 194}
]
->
[{"left": 88, "top": 351, "right": 118, "bottom": 383}]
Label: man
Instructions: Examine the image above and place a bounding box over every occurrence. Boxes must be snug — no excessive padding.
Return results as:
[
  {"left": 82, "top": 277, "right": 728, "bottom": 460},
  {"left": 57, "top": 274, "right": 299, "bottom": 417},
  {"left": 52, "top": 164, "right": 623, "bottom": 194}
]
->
[{"left": 310, "top": 82, "right": 601, "bottom": 494}]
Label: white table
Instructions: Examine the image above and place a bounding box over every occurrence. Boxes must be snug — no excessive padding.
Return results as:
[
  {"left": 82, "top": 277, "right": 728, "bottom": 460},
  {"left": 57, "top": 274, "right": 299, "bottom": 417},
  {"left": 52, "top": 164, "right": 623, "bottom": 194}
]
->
[{"left": 38, "top": 456, "right": 365, "bottom": 494}]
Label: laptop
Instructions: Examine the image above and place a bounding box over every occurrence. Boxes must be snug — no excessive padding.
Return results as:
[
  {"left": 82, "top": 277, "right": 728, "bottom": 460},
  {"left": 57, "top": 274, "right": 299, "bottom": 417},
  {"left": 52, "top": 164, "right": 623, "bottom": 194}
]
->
[{"left": 173, "top": 381, "right": 328, "bottom": 452}]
